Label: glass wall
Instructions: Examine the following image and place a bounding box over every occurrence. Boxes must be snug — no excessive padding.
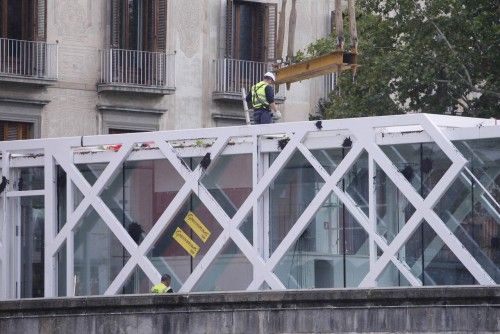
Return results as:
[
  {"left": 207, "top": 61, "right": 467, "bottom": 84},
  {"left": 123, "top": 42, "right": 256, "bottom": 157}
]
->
[
  {"left": 20, "top": 196, "right": 44, "bottom": 298},
  {"left": 380, "top": 140, "right": 499, "bottom": 285},
  {"left": 270, "top": 149, "right": 369, "bottom": 288},
  {"left": 47, "top": 137, "right": 498, "bottom": 295},
  {"left": 66, "top": 155, "right": 254, "bottom": 293}
]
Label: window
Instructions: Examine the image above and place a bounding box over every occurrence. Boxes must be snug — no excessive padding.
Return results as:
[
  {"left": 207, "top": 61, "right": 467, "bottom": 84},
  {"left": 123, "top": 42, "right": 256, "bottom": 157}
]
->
[
  {"left": 108, "top": 128, "right": 143, "bottom": 134},
  {"left": 226, "top": 0, "right": 277, "bottom": 62},
  {"left": 0, "top": 121, "right": 33, "bottom": 141},
  {"left": 111, "top": 0, "right": 167, "bottom": 52},
  {"left": 0, "top": 0, "right": 46, "bottom": 41}
]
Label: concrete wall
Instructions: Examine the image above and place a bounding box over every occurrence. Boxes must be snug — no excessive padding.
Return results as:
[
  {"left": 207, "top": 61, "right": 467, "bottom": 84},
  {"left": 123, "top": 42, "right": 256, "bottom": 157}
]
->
[
  {"left": 0, "top": 286, "right": 498, "bottom": 333},
  {"left": 0, "top": 0, "right": 334, "bottom": 138}
]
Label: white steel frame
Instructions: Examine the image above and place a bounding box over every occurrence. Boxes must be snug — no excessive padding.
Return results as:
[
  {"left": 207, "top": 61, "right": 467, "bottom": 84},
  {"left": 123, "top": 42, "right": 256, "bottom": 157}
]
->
[{"left": 0, "top": 114, "right": 498, "bottom": 299}]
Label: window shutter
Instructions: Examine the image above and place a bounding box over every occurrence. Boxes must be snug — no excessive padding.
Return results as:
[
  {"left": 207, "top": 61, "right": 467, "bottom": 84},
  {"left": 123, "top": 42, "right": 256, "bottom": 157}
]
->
[
  {"left": 33, "top": 0, "right": 46, "bottom": 41},
  {"left": 110, "top": 0, "right": 121, "bottom": 48},
  {"left": 330, "top": 10, "right": 335, "bottom": 34},
  {"left": 225, "top": 0, "right": 233, "bottom": 58},
  {"left": 7, "top": 124, "right": 17, "bottom": 141},
  {"left": 265, "top": 3, "right": 277, "bottom": 61},
  {"left": 0, "top": 0, "right": 5, "bottom": 37},
  {"left": 0, "top": 122, "right": 31, "bottom": 141},
  {"left": 157, "top": 0, "right": 167, "bottom": 52}
]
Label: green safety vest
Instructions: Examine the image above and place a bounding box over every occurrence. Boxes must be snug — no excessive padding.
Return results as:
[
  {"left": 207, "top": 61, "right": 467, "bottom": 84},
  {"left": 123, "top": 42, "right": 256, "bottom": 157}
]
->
[
  {"left": 251, "top": 81, "right": 270, "bottom": 109},
  {"left": 151, "top": 282, "right": 172, "bottom": 294}
]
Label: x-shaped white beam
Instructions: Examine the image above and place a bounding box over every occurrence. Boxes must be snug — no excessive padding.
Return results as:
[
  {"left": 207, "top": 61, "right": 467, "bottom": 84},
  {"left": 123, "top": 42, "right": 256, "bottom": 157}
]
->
[{"left": 355, "top": 116, "right": 495, "bottom": 285}]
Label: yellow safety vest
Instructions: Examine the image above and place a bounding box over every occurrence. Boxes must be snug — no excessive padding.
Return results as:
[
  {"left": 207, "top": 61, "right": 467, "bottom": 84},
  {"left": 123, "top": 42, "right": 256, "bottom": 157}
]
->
[
  {"left": 151, "top": 282, "right": 172, "bottom": 294},
  {"left": 251, "top": 81, "right": 269, "bottom": 109}
]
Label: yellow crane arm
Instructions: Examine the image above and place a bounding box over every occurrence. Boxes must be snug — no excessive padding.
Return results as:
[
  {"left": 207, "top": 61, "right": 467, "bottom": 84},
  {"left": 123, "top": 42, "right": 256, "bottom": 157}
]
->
[{"left": 274, "top": 51, "right": 357, "bottom": 86}]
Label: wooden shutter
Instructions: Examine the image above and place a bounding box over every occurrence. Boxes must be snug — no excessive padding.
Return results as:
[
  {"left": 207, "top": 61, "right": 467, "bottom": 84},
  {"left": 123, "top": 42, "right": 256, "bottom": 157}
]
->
[
  {"left": 111, "top": 0, "right": 121, "bottom": 48},
  {"left": 0, "top": 0, "right": 5, "bottom": 37},
  {"left": 225, "top": 0, "right": 233, "bottom": 58},
  {"left": 33, "top": 0, "right": 46, "bottom": 41},
  {"left": 145, "top": 0, "right": 155, "bottom": 50},
  {"left": 0, "top": 122, "right": 32, "bottom": 141},
  {"left": 330, "top": 10, "right": 335, "bottom": 34},
  {"left": 265, "top": 3, "right": 277, "bottom": 61},
  {"left": 157, "top": 0, "right": 167, "bottom": 52}
]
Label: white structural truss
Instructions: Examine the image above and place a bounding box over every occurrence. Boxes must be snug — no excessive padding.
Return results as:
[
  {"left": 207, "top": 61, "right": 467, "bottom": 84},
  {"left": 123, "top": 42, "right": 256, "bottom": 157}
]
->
[{"left": 0, "top": 114, "right": 499, "bottom": 299}]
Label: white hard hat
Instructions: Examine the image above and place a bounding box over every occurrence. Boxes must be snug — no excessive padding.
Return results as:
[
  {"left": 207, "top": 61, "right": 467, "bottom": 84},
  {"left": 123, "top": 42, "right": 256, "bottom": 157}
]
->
[{"left": 264, "top": 72, "right": 276, "bottom": 82}]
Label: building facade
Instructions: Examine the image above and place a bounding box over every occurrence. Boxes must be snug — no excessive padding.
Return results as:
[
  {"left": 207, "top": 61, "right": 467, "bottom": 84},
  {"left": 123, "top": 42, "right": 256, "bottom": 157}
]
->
[
  {"left": 0, "top": 114, "right": 498, "bottom": 299},
  {"left": 0, "top": 0, "right": 335, "bottom": 141}
]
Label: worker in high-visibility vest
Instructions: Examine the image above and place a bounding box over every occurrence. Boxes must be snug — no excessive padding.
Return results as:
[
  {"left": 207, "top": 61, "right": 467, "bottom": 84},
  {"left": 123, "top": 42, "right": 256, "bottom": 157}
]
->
[
  {"left": 246, "top": 72, "right": 281, "bottom": 124},
  {"left": 151, "top": 274, "right": 173, "bottom": 294}
]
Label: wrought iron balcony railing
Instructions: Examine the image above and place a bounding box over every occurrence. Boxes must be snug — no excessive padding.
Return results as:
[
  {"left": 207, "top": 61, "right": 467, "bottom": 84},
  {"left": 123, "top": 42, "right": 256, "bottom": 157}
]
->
[
  {"left": 0, "top": 38, "right": 58, "bottom": 81},
  {"left": 99, "top": 48, "right": 175, "bottom": 93},
  {"left": 213, "top": 58, "right": 274, "bottom": 100}
]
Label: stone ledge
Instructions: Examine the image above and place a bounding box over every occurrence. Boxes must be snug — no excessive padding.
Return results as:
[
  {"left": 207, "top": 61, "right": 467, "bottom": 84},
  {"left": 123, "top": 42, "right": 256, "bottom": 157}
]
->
[
  {"left": 97, "top": 83, "right": 175, "bottom": 95},
  {"left": 1, "top": 286, "right": 498, "bottom": 314},
  {"left": 0, "top": 75, "right": 56, "bottom": 86}
]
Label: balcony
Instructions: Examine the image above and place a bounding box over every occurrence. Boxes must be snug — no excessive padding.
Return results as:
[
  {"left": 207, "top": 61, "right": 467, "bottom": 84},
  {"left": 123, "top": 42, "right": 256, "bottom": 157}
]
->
[
  {"left": 98, "top": 49, "right": 175, "bottom": 95},
  {"left": 213, "top": 58, "right": 285, "bottom": 103},
  {"left": 0, "top": 38, "right": 58, "bottom": 85}
]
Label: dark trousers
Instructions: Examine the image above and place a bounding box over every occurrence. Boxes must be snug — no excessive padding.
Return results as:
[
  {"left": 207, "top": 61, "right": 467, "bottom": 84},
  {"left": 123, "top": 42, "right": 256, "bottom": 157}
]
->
[{"left": 254, "top": 109, "right": 273, "bottom": 124}]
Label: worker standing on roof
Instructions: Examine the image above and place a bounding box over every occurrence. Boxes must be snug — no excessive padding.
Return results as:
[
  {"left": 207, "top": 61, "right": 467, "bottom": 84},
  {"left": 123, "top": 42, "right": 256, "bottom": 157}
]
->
[{"left": 246, "top": 72, "right": 281, "bottom": 124}]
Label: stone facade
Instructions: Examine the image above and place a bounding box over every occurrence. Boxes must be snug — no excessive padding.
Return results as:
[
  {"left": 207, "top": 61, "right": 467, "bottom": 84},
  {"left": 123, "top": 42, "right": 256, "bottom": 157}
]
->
[{"left": 0, "top": 0, "right": 336, "bottom": 138}]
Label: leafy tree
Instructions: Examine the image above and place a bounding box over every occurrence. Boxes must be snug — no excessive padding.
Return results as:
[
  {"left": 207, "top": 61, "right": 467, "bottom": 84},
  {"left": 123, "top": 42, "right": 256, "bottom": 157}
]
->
[{"left": 308, "top": 0, "right": 499, "bottom": 119}]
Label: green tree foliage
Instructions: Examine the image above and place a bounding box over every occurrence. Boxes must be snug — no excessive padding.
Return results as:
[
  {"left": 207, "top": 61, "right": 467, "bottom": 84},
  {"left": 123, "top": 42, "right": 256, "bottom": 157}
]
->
[{"left": 310, "top": 0, "right": 499, "bottom": 119}]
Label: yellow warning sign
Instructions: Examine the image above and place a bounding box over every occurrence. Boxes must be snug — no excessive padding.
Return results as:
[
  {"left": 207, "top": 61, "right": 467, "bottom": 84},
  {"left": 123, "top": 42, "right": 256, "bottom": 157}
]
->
[
  {"left": 173, "top": 227, "right": 200, "bottom": 257},
  {"left": 184, "top": 211, "right": 211, "bottom": 243}
]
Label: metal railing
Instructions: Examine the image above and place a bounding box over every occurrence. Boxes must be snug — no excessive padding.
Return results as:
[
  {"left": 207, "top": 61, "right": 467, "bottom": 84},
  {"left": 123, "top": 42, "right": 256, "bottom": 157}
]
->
[
  {"left": 0, "top": 38, "right": 58, "bottom": 80},
  {"left": 214, "top": 58, "right": 273, "bottom": 94},
  {"left": 99, "top": 48, "right": 175, "bottom": 88},
  {"left": 323, "top": 72, "right": 337, "bottom": 100}
]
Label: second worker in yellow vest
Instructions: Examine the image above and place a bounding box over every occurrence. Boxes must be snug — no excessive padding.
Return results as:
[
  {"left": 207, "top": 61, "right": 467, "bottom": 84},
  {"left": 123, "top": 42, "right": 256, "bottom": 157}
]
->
[{"left": 151, "top": 274, "right": 174, "bottom": 294}]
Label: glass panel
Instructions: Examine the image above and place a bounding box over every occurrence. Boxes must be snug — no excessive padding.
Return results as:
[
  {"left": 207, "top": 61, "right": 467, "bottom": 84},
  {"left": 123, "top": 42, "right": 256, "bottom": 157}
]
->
[
  {"left": 200, "top": 154, "right": 252, "bottom": 218},
  {"left": 344, "top": 209, "right": 370, "bottom": 288},
  {"left": 377, "top": 262, "right": 410, "bottom": 287},
  {"left": 273, "top": 192, "right": 369, "bottom": 288},
  {"left": 16, "top": 167, "right": 44, "bottom": 191},
  {"left": 375, "top": 164, "right": 416, "bottom": 243},
  {"left": 239, "top": 212, "right": 253, "bottom": 245},
  {"left": 454, "top": 138, "right": 500, "bottom": 195},
  {"left": 259, "top": 282, "right": 271, "bottom": 290},
  {"left": 76, "top": 163, "right": 108, "bottom": 186},
  {"left": 72, "top": 181, "right": 85, "bottom": 211},
  {"left": 310, "top": 147, "right": 346, "bottom": 174},
  {"left": 57, "top": 242, "right": 67, "bottom": 297},
  {"left": 148, "top": 192, "right": 223, "bottom": 292},
  {"left": 74, "top": 208, "right": 127, "bottom": 296},
  {"left": 435, "top": 174, "right": 500, "bottom": 283},
  {"left": 380, "top": 142, "right": 452, "bottom": 198},
  {"left": 121, "top": 266, "right": 151, "bottom": 294},
  {"left": 338, "top": 150, "right": 369, "bottom": 215},
  {"left": 269, "top": 150, "right": 323, "bottom": 255},
  {"left": 193, "top": 240, "right": 253, "bottom": 292},
  {"left": 20, "top": 196, "right": 45, "bottom": 298},
  {"left": 401, "top": 221, "right": 476, "bottom": 285},
  {"left": 100, "top": 159, "right": 184, "bottom": 243},
  {"left": 57, "top": 166, "right": 67, "bottom": 231}
]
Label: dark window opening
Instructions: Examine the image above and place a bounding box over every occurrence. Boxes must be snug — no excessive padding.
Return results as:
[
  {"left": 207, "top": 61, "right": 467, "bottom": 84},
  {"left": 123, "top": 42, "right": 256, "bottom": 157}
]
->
[
  {"left": 226, "top": 0, "right": 276, "bottom": 62},
  {"left": 0, "top": 121, "right": 33, "bottom": 141},
  {"left": 0, "top": 0, "right": 45, "bottom": 41},
  {"left": 109, "top": 128, "right": 143, "bottom": 134},
  {"left": 112, "top": 0, "right": 167, "bottom": 52}
]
